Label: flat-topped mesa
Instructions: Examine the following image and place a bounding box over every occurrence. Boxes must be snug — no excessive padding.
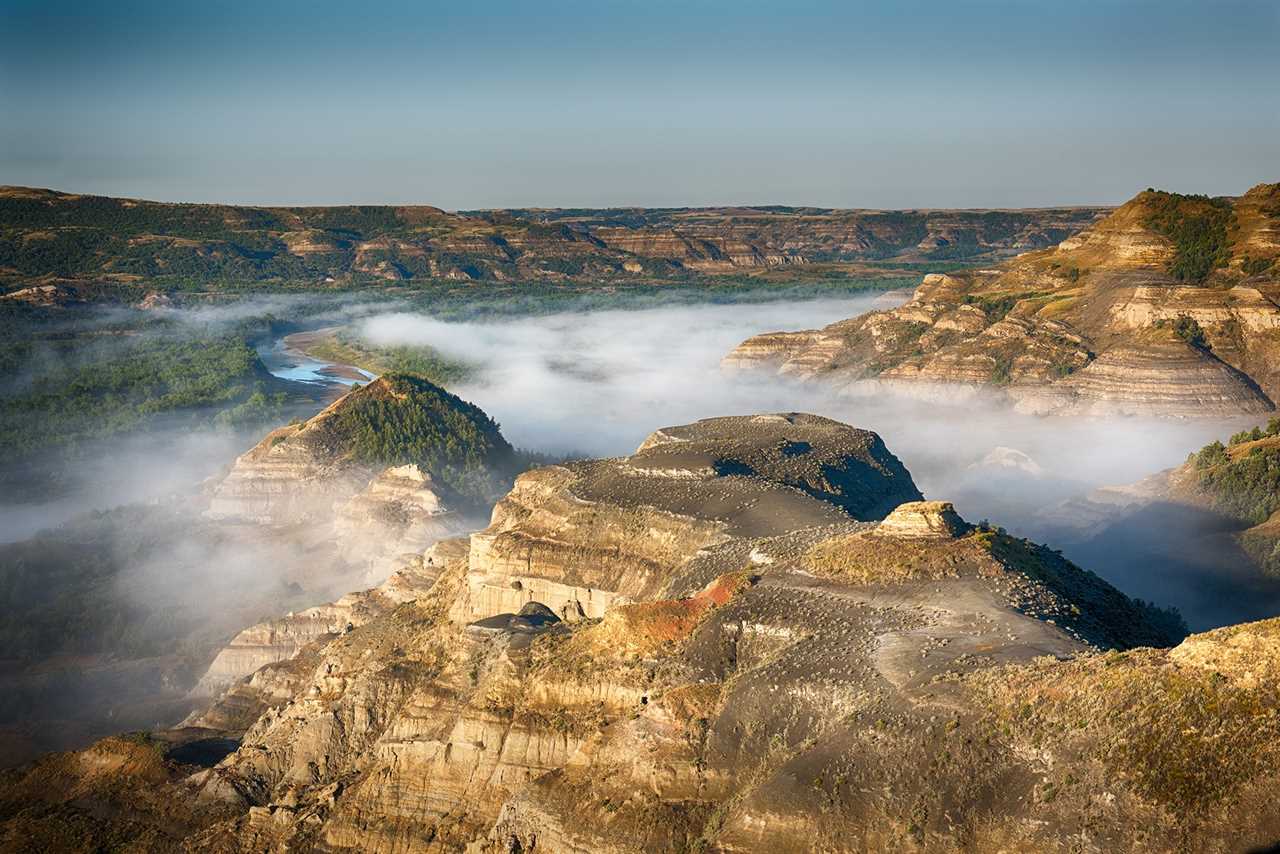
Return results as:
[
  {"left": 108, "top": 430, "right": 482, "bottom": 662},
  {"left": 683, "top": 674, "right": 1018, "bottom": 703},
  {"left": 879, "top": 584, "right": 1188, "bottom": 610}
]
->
[
  {"left": 874, "top": 500, "right": 970, "bottom": 539},
  {"left": 634, "top": 413, "right": 921, "bottom": 519},
  {"left": 725, "top": 182, "right": 1280, "bottom": 418},
  {"left": 454, "top": 413, "right": 922, "bottom": 624},
  {"left": 207, "top": 373, "right": 516, "bottom": 525}
]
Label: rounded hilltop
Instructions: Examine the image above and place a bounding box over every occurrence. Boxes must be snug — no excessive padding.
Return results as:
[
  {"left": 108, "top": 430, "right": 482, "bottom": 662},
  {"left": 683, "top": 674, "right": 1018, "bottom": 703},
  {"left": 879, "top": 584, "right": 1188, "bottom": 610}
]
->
[
  {"left": 313, "top": 373, "right": 515, "bottom": 495},
  {"left": 209, "top": 372, "right": 517, "bottom": 523}
]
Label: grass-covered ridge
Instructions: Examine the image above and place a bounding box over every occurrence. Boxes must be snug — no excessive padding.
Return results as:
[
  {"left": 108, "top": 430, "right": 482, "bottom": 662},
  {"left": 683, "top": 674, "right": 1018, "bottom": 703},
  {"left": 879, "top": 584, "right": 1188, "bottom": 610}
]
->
[{"left": 971, "top": 638, "right": 1280, "bottom": 816}]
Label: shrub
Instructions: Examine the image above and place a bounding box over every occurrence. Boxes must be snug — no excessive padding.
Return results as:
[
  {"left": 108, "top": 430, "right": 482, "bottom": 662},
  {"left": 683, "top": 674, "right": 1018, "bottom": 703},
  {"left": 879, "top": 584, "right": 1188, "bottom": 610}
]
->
[
  {"left": 1173, "top": 315, "right": 1207, "bottom": 349},
  {"left": 1242, "top": 255, "right": 1275, "bottom": 277}
]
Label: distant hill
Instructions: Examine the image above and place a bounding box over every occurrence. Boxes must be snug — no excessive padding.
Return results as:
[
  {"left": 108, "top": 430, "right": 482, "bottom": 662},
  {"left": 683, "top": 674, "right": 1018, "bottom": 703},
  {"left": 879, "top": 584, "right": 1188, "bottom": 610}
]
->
[
  {"left": 727, "top": 182, "right": 1280, "bottom": 417},
  {"left": 0, "top": 185, "right": 1106, "bottom": 297}
]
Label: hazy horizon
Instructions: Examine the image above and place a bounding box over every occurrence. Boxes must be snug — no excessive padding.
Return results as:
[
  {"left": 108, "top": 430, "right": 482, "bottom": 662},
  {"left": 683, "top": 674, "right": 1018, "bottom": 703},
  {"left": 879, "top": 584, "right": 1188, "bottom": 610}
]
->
[{"left": 3, "top": 0, "right": 1277, "bottom": 209}]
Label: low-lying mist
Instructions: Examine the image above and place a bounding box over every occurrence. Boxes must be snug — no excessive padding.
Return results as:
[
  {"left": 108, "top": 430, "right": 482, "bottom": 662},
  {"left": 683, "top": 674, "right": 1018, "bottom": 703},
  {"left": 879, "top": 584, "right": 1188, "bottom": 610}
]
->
[
  {"left": 356, "top": 295, "right": 1224, "bottom": 515},
  {"left": 355, "top": 294, "right": 1269, "bottom": 629},
  {"left": 1, "top": 286, "right": 1275, "bottom": 765}
]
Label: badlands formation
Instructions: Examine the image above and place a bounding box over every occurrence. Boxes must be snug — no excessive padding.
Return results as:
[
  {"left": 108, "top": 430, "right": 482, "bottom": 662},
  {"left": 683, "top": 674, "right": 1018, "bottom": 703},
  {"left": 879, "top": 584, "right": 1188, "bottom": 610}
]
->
[
  {"left": 208, "top": 373, "right": 515, "bottom": 527},
  {"left": 726, "top": 183, "right": 1280, "bottom": 417},
  {"left": 17, "top": 414, "right": 1280, "bottom": 853},
  {"left": 0, "top": 185, "right": 1105, "bottom": 291},
  {"left": 193, "top": 374, "right": 518, "bottom": 694}
]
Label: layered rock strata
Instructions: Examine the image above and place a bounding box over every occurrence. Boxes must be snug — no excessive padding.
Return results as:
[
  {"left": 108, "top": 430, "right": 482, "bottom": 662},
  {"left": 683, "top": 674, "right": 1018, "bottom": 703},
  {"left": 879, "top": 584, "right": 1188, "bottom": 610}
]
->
[
  {"left": 727, "top": 183, "right": 1280, "bottom": 417},
  {"left": 0, "top": 185, "right": 1109, "bottom": 291},
  {"left": 9, "top": 414, "right": 1257, "bottom": 853},
  {"left": 333, "top": 463, "right": 472, "bottom": 581}
]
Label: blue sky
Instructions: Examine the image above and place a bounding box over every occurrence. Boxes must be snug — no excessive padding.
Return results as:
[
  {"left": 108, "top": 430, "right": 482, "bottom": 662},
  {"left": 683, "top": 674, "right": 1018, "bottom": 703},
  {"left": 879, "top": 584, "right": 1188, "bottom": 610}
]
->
[{"left": 2, "top": 0, "right": 1277, "bottom": 208}]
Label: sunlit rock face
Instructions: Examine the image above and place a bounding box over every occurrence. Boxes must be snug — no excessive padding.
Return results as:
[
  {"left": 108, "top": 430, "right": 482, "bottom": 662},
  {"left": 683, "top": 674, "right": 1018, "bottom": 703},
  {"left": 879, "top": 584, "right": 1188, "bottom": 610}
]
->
[
  {"left": 191, "top": 540, "right": 466, "bottom": 698},
  {"left": 452, "top": 412, "right": 923, "bottom": 624},
  {"left": 872, "top": 500, "right": 969, "bottom": 539},
  {"left": 192, "top": 377, "right": 514, "bottom": 698},
  {"left": 726, "top": 183, "right": 1280, "bottom": 418},
  {"left": 10, "top": 412, "right": 1246, "bottom": 854},
  {"left": 205, "top": 400, "right": 375, "bottom": 526}
]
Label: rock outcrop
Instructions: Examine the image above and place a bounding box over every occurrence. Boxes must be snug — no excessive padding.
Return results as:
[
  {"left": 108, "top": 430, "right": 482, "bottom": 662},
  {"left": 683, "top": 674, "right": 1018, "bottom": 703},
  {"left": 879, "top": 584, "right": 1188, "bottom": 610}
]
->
[
  {"left": 191, "top": 539, "right": 466, "bottom": 698},
  {"left": 190, "top": 380, "right": 514, "bottom": 702},
  {"left": 454, "top": 413, "right": 922, "bottom": 624},
  {"left": 8, "top": 414, "right": 1250, "bottom": 854},
  {"left": 332, "top": 463, "right": 472, "bottom": 581},
  {"left": 727, "top": 183, "right": 1280, "bottom": 417},
  {"left": 871, "top": 500, "right": 968, "bottom": 539}
]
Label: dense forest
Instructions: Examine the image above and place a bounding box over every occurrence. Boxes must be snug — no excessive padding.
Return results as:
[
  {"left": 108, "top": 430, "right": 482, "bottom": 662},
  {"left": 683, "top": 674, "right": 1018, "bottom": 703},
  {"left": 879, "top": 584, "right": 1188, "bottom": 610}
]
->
[{"left": 0, "top": 305, "right": 292, "bottom": 464}]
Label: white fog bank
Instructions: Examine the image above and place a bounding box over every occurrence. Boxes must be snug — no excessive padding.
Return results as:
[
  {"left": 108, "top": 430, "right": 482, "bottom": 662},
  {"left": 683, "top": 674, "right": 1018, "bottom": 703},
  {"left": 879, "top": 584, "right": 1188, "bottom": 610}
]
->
[{"left": 357, "top": 295, "right": 1237, "bottom": 524}]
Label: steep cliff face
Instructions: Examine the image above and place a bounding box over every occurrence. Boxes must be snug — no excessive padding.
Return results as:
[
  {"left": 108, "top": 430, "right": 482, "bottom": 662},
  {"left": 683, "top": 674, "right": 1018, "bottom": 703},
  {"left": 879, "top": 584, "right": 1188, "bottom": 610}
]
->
[
  {"left": 8, "top": 414, "right": 1251, "bottom": 853},
  {"left": 191, "top": 379, "right": 513, "bottom": 701},
  {"left": 454, "top": 413, "right": 922, "bottom": 624},
  {"left": 727, "top": 183, "right": 1280, "bottom": 417},
  {"left": 191, "top": 539, "right": 467, "bottom": 699}
]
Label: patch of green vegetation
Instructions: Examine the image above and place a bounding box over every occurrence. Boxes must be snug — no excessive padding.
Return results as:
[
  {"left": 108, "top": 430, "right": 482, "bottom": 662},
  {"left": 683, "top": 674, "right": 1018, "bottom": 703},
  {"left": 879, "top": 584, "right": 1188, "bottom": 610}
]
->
[
  {"left": 299, "top": 329, "right": 473, "bottom": 386},
  {"left": 1197, "top": 422, "right": 1280, "bottom": 571},
  {"left": 1229, "top": 418, "right": 1280, "bottom": 446},
  {"left": 330, "top": 373, "right": 515, "bottom": 504},
  {"left": 0, "top": 330, "right": 285, "bottom": 462},
  {"left": 1142, "top": 191, "right": 1234, "bottom": 283},
  {"left": 1241, "top": 529, "right": 1280, "bottom": 576},
  {"left": 1241, "top": 255, "right": 1276, "bottom": 277},
  {"left": 960, "top": 291, "right": 1045, "bottom": 322},
  {"left": 988, "top": 353, "right": 1015, "bottom": 386},
  {"left": 1191, "top": 429, "right": 1280, "bottom": 525},
  {"left": 1171, "top": 315, "right": 1207, "bottom": 349}
]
